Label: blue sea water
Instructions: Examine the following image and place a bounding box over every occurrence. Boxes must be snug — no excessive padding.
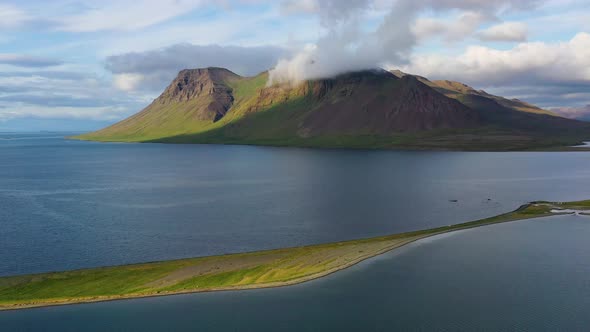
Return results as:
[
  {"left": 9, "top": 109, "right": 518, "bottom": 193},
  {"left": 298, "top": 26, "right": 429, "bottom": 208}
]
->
[
  {"left": 1, "top": 133, "right": 590, "bottom": 331},
  {"left": 2, "top": 215, "right": 589, "bottom": 331}
]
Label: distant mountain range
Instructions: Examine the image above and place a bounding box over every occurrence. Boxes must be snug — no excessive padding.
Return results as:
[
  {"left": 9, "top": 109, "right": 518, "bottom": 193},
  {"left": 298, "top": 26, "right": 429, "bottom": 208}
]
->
[
  {"left": 76, "top": 67, "right": 590, "bottom": 150},
  {"left": 552, "top": 105, "right": 590, "bottom": 122}
]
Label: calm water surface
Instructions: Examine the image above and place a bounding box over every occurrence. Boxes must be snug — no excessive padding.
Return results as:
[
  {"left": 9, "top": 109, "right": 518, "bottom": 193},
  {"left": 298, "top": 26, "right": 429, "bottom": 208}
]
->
[
  {"left": 1, "top": 133, "right": 590, "bottom": 276},
  {"left": 1, "top": 215, "right": 589, "bottom": 331},
  {"left": 2, "top": 133, "right": 590, "bottom": 331}
]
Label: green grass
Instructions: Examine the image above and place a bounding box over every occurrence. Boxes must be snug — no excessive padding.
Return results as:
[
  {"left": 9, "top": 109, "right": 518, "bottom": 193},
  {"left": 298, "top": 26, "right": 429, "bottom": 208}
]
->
[
  {"left": 164, "top": 265, "right": 270, "bottom": 291},
  {"left": 73, "top": 70, "right": 590, "bottom": 151},
  {"left": 227, "top": 72, "right": 268, "bottom": 102},
  {"left": 146, "top": 81, "right": 547, "bottom": 151},
  {"left": 152, "top": 126, "right": 586, "bottom": 152},
  {"left": 1, "top": 199, "right": 587, "bottom": 310},
  {"left": 563, "top": 200, "right": 590, "bottom": 207}
]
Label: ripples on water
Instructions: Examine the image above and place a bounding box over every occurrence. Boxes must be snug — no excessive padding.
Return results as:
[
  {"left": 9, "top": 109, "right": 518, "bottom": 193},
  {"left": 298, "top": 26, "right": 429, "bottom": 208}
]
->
[
  {"left": 1, "top": 215, "right": 589, "bottom": 331},
  {"left": 1, "top": 134, "right": 590, "bottom": 276},
  {"left": 2, "top": 133, "right": 590, "bottom": 331}
]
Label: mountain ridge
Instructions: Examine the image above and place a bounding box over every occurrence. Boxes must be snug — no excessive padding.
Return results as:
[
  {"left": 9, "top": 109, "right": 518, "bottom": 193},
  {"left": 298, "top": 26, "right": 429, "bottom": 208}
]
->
[
  {"left": 76, "top": 67, "right": 590, "bottom": 150},
  {"left": 552, "top": 105, "right": 590, "bottom": 121},
  {"left": 390, "top": 70, "right": 557, "bottom": 116}
]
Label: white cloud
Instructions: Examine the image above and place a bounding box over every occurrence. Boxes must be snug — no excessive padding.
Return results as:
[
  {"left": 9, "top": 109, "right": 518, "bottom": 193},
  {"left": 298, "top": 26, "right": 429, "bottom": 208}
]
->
[
  {"left": 113, "top": 73, "right": 144, "bottom": 91},
  {"left": 270, "top": 0, "right": 413, "bottom": 84},
  {"left": 0, "top": 105, "right": 129, "bottom": 121},
  {"left": 106, "top": 44, "right": 287, "bottom": 91},
  {"left": 399, "top": 32, "right": 590, "bottom": 108},
  {"left": 0, "top": 4, "right": 29, "bottom": 28},
  {"left": 0, "top": 66, "right": 147, "bottom": 122},
  {"left": 3, "top": 0, "right": 590, "bottom": 130},
  {"left": 94, "top": 5, "right": 294, "bottom": 55},
  {"left": 57, "top": 0, "right": 206, "bottom": 32},
  {"left": 478, "top": 22, "right": 528, "bottom": 42},
  {"left": 269, "top": 0, "right": 545, "bottom": 84},
  {"left": 413, "top": 12, "right": 490, "bottom": 42},
  {"left": 280, "top": 0, "right": 319, "bottom": 15},
  {"left": 551, "top": 105, "right": 590, "bottom": 119},
  {"left": 403, "top": 32, "right": 590, "bottom": 85},
  {"left": 0, "top": 54, "right": 62, "bottom": 67}
]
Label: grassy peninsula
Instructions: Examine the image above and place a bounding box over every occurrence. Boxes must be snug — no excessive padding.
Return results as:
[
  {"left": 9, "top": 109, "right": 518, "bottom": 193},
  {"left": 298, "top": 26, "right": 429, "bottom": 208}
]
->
[{"left": 1, "top": 200, "right": 589, "bottom": 311}]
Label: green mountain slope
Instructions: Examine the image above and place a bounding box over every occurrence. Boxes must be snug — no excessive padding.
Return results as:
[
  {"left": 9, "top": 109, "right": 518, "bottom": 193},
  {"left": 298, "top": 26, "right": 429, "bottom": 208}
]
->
[
  {"left": 390, "top": 70, "right": 557, "bottom": 116},
  {"left": 76, "top": 67, "right": 590, "bottom": 150}
]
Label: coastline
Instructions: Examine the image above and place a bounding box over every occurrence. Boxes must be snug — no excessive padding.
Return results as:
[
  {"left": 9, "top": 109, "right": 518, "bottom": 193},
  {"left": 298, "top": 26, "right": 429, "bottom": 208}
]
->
[
  {"left": 1, "top": 201, "right": 588, "bottom": 311},
  {"left": 0, "top": 237, "right": 422, "bottom": 312},
  {"left": 69, "top": 135, "right": 590, "bottom": 152}
]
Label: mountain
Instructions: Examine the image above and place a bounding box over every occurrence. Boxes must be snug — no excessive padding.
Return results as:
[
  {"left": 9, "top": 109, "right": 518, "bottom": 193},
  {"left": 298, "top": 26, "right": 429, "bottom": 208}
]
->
[
  {"left": 551, "top": 105, "right": 590, "bottom": 122},
  {"left": 297, "top": 71, "right": 479, "bottom": 135},
  {"left": 77, "top": 67, "right": 590, "bottom": 150},
  {"left": 390, "top": 70, "right": 556, "bottom": 116},
  {"left": 89, "top": 68, "right": 240, "bottom": 140}
]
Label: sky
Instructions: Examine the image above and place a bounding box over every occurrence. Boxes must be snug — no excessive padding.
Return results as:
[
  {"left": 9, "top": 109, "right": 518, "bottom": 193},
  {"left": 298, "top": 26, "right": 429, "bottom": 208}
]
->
[{"left": 0, "top": 0, "right": 589, "bottom": 131}]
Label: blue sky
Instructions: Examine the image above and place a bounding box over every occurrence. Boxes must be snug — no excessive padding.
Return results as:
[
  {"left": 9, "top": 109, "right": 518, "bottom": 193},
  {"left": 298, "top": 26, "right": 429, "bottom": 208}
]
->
[{"left": 0, "top": 0, "right": 589, "bottom": 131}]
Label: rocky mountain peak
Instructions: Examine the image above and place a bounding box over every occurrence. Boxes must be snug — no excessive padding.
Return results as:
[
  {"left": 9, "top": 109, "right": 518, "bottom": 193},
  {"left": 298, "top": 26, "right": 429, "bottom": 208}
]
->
[{"left": 157, "top": 68, "right": 239, "bottom": 104}]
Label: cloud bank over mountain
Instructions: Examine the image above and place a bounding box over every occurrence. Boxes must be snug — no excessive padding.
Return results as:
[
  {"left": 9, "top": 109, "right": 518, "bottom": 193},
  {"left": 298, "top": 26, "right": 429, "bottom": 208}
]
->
[
  {"left": 402, "top": 32, "right": 590, "bottom": 106},
  {"left": 106, "top": 44, "right": 287, "bottom": 92},
  {"left": 552, "top": 105, "right": 590, "bottom": 120},
  {"left": 0, "top": 0, "right": 588, "bottom": 130},
  {"left": 268, "top": 0, "right": 542, "bottom": 84}
]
